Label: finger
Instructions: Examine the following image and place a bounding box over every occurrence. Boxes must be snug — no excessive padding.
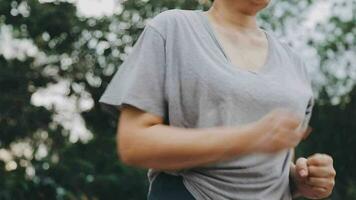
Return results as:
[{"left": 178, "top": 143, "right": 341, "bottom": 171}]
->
[
  {"left": 283, "top": 114, "right": 303, "bottom": 129},
  {"left": 307, "top": 153, "right": 333, "bottom": 166},
  {"left": 273, "top": 109, "right": 302, "bottom": 129},
  {"left": 277, "top": 128, "right": 302, "bottom": 148},
  {"left": 308, "top": 165, "right": 337, "bottom": 178},
  {"left": 309, "top": 186, "right": 331, "bottom": 199},
  {"left": 293, "top": 128, "right": 307, "bottom": 142},
  {"left": 296, "top": 157, "right": 308, "bottom": 178},
  {"left": 305, "top": 177, "right": 335, "bottom": 190},
  {"left": 280, "top": 126, "right": 305, "bottom": 143}
]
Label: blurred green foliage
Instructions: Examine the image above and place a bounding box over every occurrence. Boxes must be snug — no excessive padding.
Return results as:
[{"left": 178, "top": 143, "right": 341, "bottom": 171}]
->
[{"left": 0, "top": 0, "right": 355, "bottom": 199}]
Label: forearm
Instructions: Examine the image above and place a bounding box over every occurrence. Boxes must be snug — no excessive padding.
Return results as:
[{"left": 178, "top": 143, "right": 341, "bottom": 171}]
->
[{"left": 119, "top": 122, "right": 259, "bottom": 171}]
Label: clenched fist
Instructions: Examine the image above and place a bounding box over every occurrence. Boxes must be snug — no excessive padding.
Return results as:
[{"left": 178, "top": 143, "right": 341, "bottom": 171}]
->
[
  {"left": 290, "top": 153, "right": 336, "bottom": 199},
  {"left": 250, "top": 108, "right": 312, "bottom": 153}
]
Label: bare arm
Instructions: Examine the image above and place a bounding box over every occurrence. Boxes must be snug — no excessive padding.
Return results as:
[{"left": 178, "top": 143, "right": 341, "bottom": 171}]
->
[{"left": 117, "top": 105, "right": 306, "bottom": 171}]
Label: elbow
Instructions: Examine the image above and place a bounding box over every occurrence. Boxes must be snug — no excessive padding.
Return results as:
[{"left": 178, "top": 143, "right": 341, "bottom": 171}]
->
[
  {"left": 116, "top": 139, "right": 138, "bottom": 166},
  {"left": 118, "top": 149, "right": 136, "bottom": 166},
  {"left": 116, "top": 130, "right": 143, "bottom": 167},
  {"left": 117, "top": 148, "right": 139, "bottom": 167}
]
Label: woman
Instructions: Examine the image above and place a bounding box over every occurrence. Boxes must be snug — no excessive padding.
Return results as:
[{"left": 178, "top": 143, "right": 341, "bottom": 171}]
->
[{"left": 99, "top": 0, "right": 336, "bottom": 199}]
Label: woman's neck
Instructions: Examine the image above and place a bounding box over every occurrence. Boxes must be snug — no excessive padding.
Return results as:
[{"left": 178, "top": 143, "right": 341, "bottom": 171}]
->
[{"left": 206, "top": 1, "right": 261, "bottom": 34}]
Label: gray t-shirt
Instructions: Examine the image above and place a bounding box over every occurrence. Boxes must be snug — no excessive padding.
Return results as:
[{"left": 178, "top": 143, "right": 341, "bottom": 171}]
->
[{"left": 99, "top": 9, "right": 314, "bottom": 200}]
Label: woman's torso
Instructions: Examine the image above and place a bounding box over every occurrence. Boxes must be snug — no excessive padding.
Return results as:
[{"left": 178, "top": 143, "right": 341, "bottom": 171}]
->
[{"left": 146, "top": 9, "right": 314, "bottom": 200}]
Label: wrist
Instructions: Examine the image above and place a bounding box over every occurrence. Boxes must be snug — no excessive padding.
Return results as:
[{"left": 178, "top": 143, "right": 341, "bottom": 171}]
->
[
  {"left": 233, "top": 122, "right": 264, "bottom": 155},
  {"left": 242, "top": 120, "right": 271, "bottom": 154},
  {"left": 289, "top": 163, "right": 302, "bottom": 198}
]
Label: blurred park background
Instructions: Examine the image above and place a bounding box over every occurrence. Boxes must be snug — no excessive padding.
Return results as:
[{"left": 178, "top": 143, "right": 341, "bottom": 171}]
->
[{"left": 0, "top": 0, "right": 355, "bottom": 199}]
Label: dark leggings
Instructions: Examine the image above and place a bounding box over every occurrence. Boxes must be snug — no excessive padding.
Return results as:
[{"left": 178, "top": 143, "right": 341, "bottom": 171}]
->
[{"left": 148, "top": 172, "right": 196, "bottom": 200}]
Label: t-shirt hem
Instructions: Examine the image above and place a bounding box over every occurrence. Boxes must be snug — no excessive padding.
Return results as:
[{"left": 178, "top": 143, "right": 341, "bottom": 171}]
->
[
  {"left": 98, "top": 94, "right": 166, "bottom": 119},
  {"left": 182, "top": 177, "right": 203, "bottom": 200}
]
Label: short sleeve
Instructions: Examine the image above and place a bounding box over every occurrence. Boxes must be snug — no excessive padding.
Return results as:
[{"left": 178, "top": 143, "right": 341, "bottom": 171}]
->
[{"left": 98, "top": 24, "right": 167, "bottom": 119}]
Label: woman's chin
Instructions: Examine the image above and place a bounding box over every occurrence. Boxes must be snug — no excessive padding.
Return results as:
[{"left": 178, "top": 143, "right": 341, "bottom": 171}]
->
[
  {"left": 249, "top": 0, "right": 271, "bottom": 9},
  {"left": 245, "top": 0, "right": 270, "bottom": 15},
  {"left": 251, "top": 0, "right": 270, "bottom": 5}
]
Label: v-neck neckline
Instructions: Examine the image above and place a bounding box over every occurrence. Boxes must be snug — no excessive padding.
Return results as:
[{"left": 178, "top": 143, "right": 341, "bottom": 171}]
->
[{"left": 195, "top": 9, "right": 274, "bottom": 76}]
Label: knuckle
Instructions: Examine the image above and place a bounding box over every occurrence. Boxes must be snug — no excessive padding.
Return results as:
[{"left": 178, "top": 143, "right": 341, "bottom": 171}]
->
[
  {"left": 315, "top": 153, "right": 323, "bottom": 157},
  {"left": 328, "top": 156, "right": 334, "bottom": 164},
  {"left": 326, "top": 189, "right": 331, "bottom": 194},
  {"left": 331, "top": 169, "right": 336, "bottom": 177},
  {"left": 308, "top": 165, "right": 315, "bottom": 173},
  {"left": 323, "top": 153, "right": 332, "bottom": 161},
  {"left": 308, "top": 157, "right": 319, "bottom": 165},
  {"left": 331, "top": 180, "right": 335, "bottom": 187},
  {"left": 288, "top": 118, "right": 300, "bottom": 128},
  {"left": 308, "top": 153, "right": 318, "bottom": 160},
  {"left": 296, "top": 130, "right": 304, "bottom": 139}
]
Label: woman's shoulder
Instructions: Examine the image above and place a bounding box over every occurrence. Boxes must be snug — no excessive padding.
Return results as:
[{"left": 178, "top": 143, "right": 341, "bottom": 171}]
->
[
  {"left": 150, "top": 9, "right": 187, "bottom": 20},
  {"left": 148, "top": 8, "right": 195, "bottom": 24},
  {"left": 146, "top": 9, "right": 198, "bottom": 37}
]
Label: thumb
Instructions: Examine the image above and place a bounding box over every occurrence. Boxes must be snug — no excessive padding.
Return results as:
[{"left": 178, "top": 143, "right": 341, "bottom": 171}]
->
[{"left": 295, "top": 157, "right": 308, "bottom": 178}]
